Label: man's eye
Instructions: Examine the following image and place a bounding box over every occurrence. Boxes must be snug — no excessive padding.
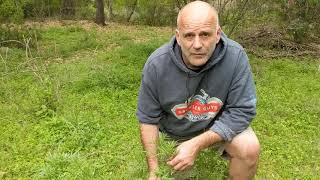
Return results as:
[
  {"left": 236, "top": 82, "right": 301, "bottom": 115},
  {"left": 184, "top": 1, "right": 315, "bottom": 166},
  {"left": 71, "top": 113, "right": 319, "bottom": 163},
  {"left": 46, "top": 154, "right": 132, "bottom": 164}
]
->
[
  {"left": 200, "top": 33, "right": 210, "bottom": 38},
  {"left": 184, "top": 34, "right": 194, "bottom": 40}
]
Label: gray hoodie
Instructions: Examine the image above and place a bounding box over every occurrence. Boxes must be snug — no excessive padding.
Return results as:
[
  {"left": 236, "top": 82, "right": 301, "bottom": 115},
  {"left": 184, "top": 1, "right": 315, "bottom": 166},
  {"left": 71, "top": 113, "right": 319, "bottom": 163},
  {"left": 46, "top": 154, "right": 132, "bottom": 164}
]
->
[{"left": 136, "top": 33, "right": 257, "bottom": 141}]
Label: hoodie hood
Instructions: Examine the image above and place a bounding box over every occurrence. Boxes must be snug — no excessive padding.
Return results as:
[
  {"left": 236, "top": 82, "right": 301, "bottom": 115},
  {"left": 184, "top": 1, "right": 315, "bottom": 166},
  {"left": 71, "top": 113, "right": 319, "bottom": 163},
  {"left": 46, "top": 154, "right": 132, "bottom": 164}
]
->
[{"left": 169, "top": 32, "right": 228, "bottom": 75}]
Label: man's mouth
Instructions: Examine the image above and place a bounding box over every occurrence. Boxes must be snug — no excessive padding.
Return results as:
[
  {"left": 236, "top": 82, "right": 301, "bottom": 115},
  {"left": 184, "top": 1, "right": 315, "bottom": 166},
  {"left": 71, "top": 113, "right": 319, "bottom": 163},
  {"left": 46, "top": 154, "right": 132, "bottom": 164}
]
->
[{"left": 191, "top": 53, "right": 206, "bottom": 57}]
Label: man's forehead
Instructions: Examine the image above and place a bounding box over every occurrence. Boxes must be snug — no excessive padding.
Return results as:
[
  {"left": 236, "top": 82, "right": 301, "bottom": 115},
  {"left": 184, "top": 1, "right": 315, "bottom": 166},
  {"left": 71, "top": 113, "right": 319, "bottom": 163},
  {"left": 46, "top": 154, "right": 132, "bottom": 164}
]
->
[
  {"left": 180, "top": 1, "right": 215, "bottom": 17},
  {"left": 179, "top": 23, "right": 215, "bottom": 33},
  {"left": 177, "top": 1, "right": 218, "bottom": 28},
  {"left": 178, "top": 11, "right": 217, "bottom": 31}
]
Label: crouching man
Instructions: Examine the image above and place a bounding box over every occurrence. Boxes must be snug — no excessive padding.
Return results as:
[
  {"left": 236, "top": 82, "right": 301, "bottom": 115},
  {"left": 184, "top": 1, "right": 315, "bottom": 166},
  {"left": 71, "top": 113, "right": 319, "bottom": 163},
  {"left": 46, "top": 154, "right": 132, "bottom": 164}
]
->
[{"left": 136, "top": 1, "right": 260, "bottom": 179}]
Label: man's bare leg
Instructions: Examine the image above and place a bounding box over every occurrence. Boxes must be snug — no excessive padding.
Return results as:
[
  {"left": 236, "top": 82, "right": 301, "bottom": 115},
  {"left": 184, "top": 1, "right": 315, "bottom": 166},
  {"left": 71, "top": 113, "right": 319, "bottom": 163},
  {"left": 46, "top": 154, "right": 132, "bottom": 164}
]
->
[{"left": 225, "top": 127, "right": 260, "bottom": 180}]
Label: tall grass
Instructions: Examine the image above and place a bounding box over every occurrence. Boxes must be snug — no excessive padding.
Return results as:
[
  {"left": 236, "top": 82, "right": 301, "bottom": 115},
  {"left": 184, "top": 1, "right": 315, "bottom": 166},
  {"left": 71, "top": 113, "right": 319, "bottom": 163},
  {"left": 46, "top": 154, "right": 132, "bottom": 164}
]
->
[{"left": 0, "top": 22, "right": 319, "bottom": 179}]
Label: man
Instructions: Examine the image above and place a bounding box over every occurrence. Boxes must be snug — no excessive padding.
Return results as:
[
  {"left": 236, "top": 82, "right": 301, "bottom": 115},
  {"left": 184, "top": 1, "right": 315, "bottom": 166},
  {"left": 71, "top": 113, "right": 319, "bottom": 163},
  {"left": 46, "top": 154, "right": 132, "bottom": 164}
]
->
[{"left": 136, "top": 1, "right": 260, "bottom": 179}]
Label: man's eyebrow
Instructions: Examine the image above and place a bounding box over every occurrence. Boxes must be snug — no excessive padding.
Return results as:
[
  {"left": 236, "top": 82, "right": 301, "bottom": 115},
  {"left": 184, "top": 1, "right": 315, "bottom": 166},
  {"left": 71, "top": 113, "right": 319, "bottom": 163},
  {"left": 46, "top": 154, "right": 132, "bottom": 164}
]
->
[
  {"left": 199, "top": 31, "right": 213, "bottom": 35},
  {"left": 183, "top": 32, "right": 195, "bottom": 36}
]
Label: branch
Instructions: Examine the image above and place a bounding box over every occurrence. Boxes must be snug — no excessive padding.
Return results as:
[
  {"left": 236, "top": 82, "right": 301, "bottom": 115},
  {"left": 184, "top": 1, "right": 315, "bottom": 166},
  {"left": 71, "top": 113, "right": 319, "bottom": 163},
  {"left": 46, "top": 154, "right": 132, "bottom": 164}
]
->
[
  {"left": 228, "top": 0, "right": 249, "bottom": 36},
  {"left": 0, "top": 40, "right": 25, "bottom": 47}
]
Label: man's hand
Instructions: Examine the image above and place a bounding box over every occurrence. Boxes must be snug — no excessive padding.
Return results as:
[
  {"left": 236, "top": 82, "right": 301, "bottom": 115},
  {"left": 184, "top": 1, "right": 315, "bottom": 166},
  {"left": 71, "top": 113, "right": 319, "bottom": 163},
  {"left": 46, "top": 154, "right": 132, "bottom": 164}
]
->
[
  {"left": 167, "top": 130, "right": 223, "bottom": 171},
  {"left": 167, "top": 138, "right": 200, "bottom": 171}
]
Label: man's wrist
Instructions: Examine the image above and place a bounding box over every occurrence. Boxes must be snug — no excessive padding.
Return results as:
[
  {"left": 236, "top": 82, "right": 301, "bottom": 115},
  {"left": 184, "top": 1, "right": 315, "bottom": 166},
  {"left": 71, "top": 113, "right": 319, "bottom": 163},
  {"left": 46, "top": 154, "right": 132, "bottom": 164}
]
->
[
  {"left": 147, "top": 156, "right": 159, "bottom": 172},
  {"left": 189, "top": 137, "right": 202, "bottom": 153},
  {"left": 192, "top": 130, "right": 222, "bottom": 151},
  {"left": 148, "top": 162, "right": 158, "bottom": 172}
]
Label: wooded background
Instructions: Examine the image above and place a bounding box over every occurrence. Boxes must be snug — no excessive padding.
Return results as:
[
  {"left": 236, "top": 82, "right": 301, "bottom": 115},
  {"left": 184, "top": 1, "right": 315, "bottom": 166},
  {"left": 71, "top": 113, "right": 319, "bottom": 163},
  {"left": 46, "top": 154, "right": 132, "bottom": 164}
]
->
[
  {"left": 1, "top": 0, "right": 320, "bottom": 57},
  {"left": 1, "top": 0, "right": 319, "bottom": 30}
]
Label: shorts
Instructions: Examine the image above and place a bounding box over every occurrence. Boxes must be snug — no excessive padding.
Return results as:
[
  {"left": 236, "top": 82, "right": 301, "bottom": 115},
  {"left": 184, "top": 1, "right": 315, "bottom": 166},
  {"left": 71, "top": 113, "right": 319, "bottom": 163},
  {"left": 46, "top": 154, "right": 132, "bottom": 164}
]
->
[
  {"left": 160, "top": 126, "right": 254, "bottom": 159},
  {"left": 211, "top": 126, "right": 254, "bottom": 159}
]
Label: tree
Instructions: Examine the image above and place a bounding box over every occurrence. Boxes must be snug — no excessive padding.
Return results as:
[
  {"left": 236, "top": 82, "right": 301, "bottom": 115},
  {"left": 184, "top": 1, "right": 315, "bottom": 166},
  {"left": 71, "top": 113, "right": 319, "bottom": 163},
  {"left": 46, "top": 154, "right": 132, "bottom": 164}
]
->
[
  {"left": 61, "top": 0, "right": 75, "bottom": 18},
  {"left": 95, "top": 0, "right": 106, "bottom": 25},
  {"left": 107, "top": 0, "right": 113, "bottom": 20},
  {"left": 175, "top": 0, "right": 190, "bottom": 9},
  {"left": 126, "top": 0, "right": 138, "bottom": 22}
]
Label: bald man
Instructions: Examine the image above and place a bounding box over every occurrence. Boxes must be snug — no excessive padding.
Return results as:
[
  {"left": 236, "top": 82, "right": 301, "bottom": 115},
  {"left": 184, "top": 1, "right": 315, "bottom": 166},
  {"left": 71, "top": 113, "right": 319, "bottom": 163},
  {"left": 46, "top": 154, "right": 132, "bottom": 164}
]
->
[{"left": 136, "top": 1, "right": 260, "bottom": 179}]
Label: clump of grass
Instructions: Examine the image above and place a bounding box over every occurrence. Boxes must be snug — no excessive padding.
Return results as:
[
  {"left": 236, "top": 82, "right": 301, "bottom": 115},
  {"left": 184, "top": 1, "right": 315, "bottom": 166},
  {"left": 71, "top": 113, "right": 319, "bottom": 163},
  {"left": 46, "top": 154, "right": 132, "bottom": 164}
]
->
[{"left": 156, "top": 134, "right": 176, "bottom": 179}]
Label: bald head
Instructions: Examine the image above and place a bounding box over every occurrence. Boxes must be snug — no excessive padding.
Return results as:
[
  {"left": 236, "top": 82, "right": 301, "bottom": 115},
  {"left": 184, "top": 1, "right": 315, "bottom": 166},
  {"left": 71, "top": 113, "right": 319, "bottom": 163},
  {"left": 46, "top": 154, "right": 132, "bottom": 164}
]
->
[
  {"left": 177, "top": 1, "right": 219, "bottom": 30},
  {"left": 174, "top": 1, "right": 222, "bottom": 70}
]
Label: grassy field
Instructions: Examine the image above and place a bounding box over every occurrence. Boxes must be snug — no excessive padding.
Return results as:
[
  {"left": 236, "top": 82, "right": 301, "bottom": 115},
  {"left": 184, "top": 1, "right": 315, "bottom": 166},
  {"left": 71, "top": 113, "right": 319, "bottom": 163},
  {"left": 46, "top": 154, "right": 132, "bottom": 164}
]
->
[{"left": 0, "top": 21, "right": 319, "bottom": 179}]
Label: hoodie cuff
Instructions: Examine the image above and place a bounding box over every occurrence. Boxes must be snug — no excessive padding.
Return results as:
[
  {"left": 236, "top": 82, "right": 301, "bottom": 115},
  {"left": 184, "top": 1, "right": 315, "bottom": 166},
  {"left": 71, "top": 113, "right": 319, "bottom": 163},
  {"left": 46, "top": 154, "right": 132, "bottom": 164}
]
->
[
  {"left": 210, "top": 121, "right": 236, "bottom": 142},
  {"left": 136, "top": 108, "right": 160, "bottom": 125}
]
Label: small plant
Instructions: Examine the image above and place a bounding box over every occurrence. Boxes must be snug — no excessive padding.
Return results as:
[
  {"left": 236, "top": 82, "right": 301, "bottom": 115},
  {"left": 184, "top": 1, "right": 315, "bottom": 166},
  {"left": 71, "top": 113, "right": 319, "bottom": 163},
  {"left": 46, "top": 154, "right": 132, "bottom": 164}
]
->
[
  {"left": 156, "top": 134, "right": 176, "bottom": 179},
  {"left": 15, "top": 29, "right": 60, "bottom": 118}
]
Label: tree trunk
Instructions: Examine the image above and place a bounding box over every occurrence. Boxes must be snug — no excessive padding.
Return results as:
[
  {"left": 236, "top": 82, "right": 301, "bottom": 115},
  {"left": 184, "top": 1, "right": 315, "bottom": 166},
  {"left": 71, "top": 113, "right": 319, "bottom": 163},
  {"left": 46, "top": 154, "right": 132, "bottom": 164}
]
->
[
  {"left": 107, "top": 0, "right": 114, "bottom": 20},
  {"left": 126, "top": 0, "right": 138, "bottom": 22},
  {"left": 146, "top": 2, "right": 157, "bottom": 26},
  {"left": 61, "top": 0, "right": 75, "bottom": 18},
  {"left": 95, "top": 0, "right": 106, "bottom": 26}
]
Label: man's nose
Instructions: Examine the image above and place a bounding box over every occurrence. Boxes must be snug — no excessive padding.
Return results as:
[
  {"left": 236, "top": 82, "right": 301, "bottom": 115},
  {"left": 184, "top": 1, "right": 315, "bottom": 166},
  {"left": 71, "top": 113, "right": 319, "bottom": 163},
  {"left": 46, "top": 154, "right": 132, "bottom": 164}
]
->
[{"left": 193, "top": 36, "right": 202, "bottom": 49}]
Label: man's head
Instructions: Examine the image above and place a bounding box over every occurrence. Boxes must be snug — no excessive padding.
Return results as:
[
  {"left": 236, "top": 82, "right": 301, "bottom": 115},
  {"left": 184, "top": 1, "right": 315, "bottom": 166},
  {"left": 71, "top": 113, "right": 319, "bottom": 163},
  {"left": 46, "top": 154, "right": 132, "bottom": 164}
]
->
[{"left": 176, "top": 1, "right": 221, "bottom": 70}]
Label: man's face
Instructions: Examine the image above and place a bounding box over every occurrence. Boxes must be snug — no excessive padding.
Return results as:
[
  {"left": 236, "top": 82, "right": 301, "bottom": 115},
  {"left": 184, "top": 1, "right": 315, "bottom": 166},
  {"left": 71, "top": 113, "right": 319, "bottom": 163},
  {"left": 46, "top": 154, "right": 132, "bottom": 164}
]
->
[{"left": 176, "top": 22, "right": 221, "bottom": 70}]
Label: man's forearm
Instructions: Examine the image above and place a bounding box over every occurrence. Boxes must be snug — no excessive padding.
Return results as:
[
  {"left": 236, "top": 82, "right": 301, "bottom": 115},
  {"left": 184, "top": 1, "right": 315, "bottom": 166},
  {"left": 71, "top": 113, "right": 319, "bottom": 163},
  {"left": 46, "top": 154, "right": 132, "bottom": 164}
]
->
[
  {"left": 139, "top": 123, "right": 159, "bottom": 172},
  {"left": 191, "top": 130, "right": 223, "bottom": 151}
]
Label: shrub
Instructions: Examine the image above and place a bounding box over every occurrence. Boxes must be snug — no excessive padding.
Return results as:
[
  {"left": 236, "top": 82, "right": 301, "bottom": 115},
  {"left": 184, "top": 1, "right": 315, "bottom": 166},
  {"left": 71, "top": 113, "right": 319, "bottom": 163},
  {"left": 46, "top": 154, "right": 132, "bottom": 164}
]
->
[
  {"left": 0, "top": 24, "right": 41, "bottom": 48},
  {"left": 282, "top": 0, "right": 320, "bottom": 43},
  {"left": 0, "top": 0, "right": 24, "bottom": 23}
]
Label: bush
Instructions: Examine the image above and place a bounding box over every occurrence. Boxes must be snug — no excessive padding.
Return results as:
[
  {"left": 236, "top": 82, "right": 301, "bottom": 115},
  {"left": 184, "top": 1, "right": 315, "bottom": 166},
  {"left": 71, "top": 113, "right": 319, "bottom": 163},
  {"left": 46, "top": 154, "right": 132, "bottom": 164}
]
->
[
  {"left": 0, "top": 0, "right": 24, "bottom": 23},
  {"left": 282, "top": 0, "right": 320, "bottom": 43},
  {"left": 0, "top": 24, "right": 41, "bottom": 48},
  {"left": 76, "top": 3, "right": 96, "bottom": 20},
  {"left": 136, "top": 0, "right": 174, "bottom": 26}
]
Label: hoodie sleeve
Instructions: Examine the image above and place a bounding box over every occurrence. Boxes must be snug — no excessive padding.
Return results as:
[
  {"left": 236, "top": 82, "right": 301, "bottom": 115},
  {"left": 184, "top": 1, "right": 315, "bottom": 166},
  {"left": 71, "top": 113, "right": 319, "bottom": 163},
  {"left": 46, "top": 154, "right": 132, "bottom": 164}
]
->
[
  {"left": 136, "top": 63, "right": 163, "bottom": 124},
  {"left": 210, "top": 51, "right": 257, "bottom": 141}
]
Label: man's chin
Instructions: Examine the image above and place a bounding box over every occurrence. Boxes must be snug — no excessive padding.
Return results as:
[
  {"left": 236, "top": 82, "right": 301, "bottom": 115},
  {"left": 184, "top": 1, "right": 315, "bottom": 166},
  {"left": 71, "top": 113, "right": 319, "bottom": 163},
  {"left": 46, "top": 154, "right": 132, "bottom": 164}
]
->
[
  {"left": 191, "top": 59, "right": 208, "bottom": 66},
  {"left": 189, "top": 62, "right": 207, "bottom": 70}
]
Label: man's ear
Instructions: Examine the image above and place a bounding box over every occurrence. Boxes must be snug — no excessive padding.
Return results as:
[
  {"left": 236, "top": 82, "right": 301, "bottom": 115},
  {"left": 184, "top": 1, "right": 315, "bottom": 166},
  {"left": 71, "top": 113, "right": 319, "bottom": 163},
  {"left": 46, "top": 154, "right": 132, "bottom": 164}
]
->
[
  {"left": 216, "top": 26, "right": 222, "bottom": 43},
  {"left": 175, "top": 29, "right": 181, "bottom": 45}
]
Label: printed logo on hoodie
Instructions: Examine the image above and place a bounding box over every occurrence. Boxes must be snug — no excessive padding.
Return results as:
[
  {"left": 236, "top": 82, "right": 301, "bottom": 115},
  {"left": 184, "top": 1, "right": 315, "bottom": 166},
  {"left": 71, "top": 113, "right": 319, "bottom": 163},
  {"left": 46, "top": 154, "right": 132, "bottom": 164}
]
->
[{"left": 171, "top": 89, "right": 223, "bottom": 122}]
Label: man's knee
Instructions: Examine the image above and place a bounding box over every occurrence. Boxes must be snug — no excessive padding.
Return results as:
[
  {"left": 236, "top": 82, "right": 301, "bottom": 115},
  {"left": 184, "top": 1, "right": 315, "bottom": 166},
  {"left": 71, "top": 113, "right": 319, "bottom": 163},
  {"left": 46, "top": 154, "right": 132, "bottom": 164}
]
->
[
  {"left": 243, "top": 139, "right": 260, "bottom": 166},
  {"left": 226, "top": 128, "right": 260, "bottom": 166}
]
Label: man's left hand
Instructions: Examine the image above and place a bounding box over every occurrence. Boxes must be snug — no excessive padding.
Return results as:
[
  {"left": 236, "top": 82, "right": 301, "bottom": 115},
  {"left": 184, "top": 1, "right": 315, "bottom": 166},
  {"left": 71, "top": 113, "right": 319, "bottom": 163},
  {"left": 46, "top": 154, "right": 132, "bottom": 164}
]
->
[{"left": 167, "top": 139, "right": 200, "bottom": 171}]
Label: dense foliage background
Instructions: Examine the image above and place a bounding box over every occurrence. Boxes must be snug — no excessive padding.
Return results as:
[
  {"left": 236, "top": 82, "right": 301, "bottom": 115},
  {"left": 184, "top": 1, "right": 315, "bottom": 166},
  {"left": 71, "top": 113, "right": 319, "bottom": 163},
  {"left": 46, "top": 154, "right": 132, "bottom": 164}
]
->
[{"left": 1, "top": 0, "right": 320, "bottom": 57}]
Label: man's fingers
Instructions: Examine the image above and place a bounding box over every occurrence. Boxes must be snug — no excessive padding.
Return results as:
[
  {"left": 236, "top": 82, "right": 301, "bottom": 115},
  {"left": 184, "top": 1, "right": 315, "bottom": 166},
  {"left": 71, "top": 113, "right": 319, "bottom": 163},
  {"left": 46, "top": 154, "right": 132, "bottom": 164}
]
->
[
  {"left": 168, "top": 158, "right": 191, "bottom": 171},
  {"left": 167, "top": 158, "right": 179, "bottom": 167},
  {"left": 174, "top": 161, "right": 192, "bottom": 171},
  {"left": 178, "top": 164, "right": 189, "bottom": 171},
  {"left": 167, "top": 156, "right": 179, "bottom": 166},
  {"left": 168, "top": 154, "right": 175, "bottom": 161}
]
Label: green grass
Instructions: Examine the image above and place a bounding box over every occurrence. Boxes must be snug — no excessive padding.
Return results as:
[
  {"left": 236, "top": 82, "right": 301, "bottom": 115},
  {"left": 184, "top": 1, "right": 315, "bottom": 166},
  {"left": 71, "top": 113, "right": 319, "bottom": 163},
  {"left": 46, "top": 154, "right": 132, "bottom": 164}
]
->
[{"left": 0, "top": 22, "right": 319, "bottom": 179}]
